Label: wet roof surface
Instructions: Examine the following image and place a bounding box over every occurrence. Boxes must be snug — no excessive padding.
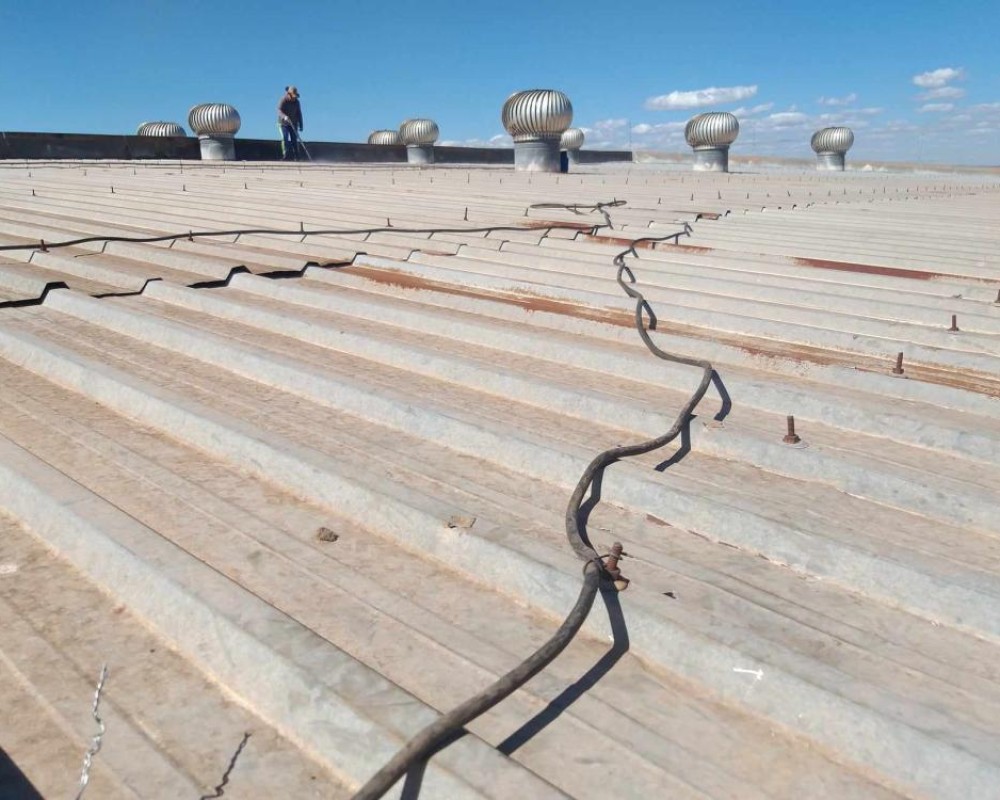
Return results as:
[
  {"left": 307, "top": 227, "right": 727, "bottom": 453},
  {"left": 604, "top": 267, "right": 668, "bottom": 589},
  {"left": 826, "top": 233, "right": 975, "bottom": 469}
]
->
[{"left": 0, "top": 159, "right": 998, "bottom": 799}]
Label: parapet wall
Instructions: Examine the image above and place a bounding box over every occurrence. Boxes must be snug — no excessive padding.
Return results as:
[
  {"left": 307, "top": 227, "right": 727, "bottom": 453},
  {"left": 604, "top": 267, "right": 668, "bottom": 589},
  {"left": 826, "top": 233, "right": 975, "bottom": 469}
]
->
[
  {"left": 574, "top": 149, "right": 632, "bottom": 164},
  {"left": 0, "top": 132, "right": 201, "bottom": 160},
  {"left": 0, "top": 131, "right": 631, "bottom": 165}
]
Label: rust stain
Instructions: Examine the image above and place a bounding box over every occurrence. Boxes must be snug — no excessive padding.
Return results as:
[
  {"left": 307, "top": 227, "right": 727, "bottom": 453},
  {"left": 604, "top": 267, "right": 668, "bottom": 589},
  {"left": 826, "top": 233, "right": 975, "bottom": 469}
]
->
[
  {"left": 337, "top": 265, "right": 999, "bottom": 398},
  {"left": 584, "top": 234, "right": 715, "bottom": 254},
  {"left": 521, "top": 220, "right": 594, "bottom": 231},
  {"left": 531, "top": 222, "right": 991, "bottom": 285},
  {"left": 587, "top": 234, "right": 658, "bottom": 250},
  {"left": 657, "top": 241, "right": 715, "bottom": 254},
  {"left": 699, "top": 326, "right": 998, "bottom": 395},
  {"left": 792, "top": 256, "right": 935, "bottom": 281},
  {"left": 338, "top": 265, "right": 635, "bottom": 328},
  {"left": 790, "top": 256, "right": 1000, "bottom": 285}
]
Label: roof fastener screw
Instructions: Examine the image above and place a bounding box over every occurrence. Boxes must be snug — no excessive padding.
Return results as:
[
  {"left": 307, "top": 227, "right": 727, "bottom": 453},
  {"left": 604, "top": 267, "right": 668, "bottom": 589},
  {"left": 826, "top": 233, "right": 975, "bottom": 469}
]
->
[
  {"left": 783, "top": 415, "right": 801, "bottom": 445},
  {"left": 948, "top": 314, "right": 959, "bottom": 333},
  {"left": 38, "top": 239, "right": 48, "bottom": 252},
  {"left": 603, "top": 542, "right": 629, "bottom": 592},
  {"left": 892, "top": 352, "right": 905, "bottom": 375},
  {"left": 994, "top": 289, "right": 1000, "bottom": 304}
]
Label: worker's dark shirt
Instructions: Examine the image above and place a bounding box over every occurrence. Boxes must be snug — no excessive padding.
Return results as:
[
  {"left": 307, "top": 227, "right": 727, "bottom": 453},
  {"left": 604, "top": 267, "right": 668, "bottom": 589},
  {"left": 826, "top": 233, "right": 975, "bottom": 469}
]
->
[{"left": 278, "top": 96, "right": 303, "bottom": 130}]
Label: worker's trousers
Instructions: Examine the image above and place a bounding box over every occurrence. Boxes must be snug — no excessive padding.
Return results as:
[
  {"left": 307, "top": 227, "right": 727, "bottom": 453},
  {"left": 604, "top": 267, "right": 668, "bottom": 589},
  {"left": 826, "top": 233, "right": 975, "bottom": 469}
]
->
[{"left": 279, "top": 123, "right": 300, "bottom": 161}]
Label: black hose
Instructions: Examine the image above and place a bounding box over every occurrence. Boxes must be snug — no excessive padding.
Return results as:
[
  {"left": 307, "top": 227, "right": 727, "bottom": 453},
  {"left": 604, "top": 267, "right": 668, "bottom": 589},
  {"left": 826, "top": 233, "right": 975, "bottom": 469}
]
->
[
  {"left": 0, "top": 203, "right": 617, "bottom": 254},
  {"left": 352, "top": 214, "right": 714, "bottom": 799},
  {"left": 0, "top": 190, "right": 710, "bottom": 796},
  {"left": 353, "top": 565, "right": 601, "bottom": 800}
]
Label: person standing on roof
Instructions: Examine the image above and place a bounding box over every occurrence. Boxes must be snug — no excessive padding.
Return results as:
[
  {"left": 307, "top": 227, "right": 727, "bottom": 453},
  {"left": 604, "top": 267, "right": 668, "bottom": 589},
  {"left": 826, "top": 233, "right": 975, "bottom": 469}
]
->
[{"left": 277, "top": 85, "right": 304, "bottom": 161}]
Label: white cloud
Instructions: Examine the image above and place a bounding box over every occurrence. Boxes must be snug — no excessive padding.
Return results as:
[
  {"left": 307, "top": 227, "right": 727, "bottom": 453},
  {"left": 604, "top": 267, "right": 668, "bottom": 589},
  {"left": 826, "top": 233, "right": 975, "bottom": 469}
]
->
[
  {"left": 592, "top": 118, "right": 628, "bottom": 131},
  {"left": 921, "top": 86, "right": 966, "bottom": 100},
  {"left": 912, "top": 67, "right": 965, "bottom": 88},
  {"left": 767, "top": 111, "right": 808, "bottom": 124},
  {"left": 644, "top": 85, "right": 757, "bottom": 111},
  {"left": 814, "top": 108, "right": 882, "bottom": 125},
  {"left": 817, "top": 93, "right": 857, "bottom": 106},
  {"left": 866, "top": 119, "right": 920, "bottom": 139},
  {"left": 577, "top": 118, "right": 634, "bottom": 149},
  {"left": 451, "top": 94, "right": 1000, "bottom": 162},
  {"left": 628, "top": 120, "right": 690, "bottom": 149},
  {"left": 631, "top": 122, "right": 686, "bottom": 134},
  {"left": 732, "top": 102, "right": 774, "bottom": 117}
]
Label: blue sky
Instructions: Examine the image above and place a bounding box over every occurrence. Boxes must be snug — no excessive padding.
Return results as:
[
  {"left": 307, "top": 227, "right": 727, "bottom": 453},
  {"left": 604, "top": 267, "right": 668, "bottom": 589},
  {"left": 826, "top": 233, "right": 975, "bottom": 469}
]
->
[{"left": 2, "top": 0, "right": 998, "bottom": 164}]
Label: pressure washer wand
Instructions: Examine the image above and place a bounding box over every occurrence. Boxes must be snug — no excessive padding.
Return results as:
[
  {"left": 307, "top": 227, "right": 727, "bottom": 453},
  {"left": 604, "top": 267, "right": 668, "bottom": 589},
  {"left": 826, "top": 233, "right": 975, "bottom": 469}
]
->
[{"left": 291, "top": 126, "right": 312, "bottom": 162}]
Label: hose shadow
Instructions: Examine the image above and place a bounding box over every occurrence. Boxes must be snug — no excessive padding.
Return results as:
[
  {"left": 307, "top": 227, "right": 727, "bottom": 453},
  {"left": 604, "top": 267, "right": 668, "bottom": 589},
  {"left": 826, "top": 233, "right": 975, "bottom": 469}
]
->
[
  {"left": 393, "top": 461, "right": 622, "bottom": 799},
  {"left": 655, "top": 417, "right": 691, "bottom": 472},
  {"left": 496, "top": 584, "right": 630, "bottom": 756},
  {"left": 0, "top": 747, "right": 43, "bottom": 800},
  {"left": 711, "top": 370, "right": 733, "bottom": 422},
  {"left": 654, "top": 371, "right": 731, "bottom": 472},
  {"left": 486, "top": 463, "right": 629, "bottom": 756},
  {"left": 575, "top": 463, "right": 612, "bottom": 550},
  {"left": 399, "top": 761, "right": 427, "bottom": 800},
  {"left": 397, "top": 728, "right": 467, "bottom": 799}
]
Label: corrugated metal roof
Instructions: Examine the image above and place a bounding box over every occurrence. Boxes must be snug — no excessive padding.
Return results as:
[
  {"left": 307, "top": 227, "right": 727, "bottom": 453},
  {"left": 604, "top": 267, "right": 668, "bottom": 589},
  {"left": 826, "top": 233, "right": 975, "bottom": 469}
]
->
[{"left": 0, "top": 160, "right": 998, "bottom": 799}]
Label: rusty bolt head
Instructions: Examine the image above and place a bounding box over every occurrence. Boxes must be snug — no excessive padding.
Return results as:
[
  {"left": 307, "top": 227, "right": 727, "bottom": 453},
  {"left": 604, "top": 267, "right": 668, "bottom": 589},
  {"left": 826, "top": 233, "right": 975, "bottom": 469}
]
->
[
  {"left": 603, "top": 542, "right": 624, "bottom": 577},
  {"left": 783, "top": 415, "right": 801, "bottom": 445},
  {"left": 601, "top": 543, "right": 629, "bottom": 590}
]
